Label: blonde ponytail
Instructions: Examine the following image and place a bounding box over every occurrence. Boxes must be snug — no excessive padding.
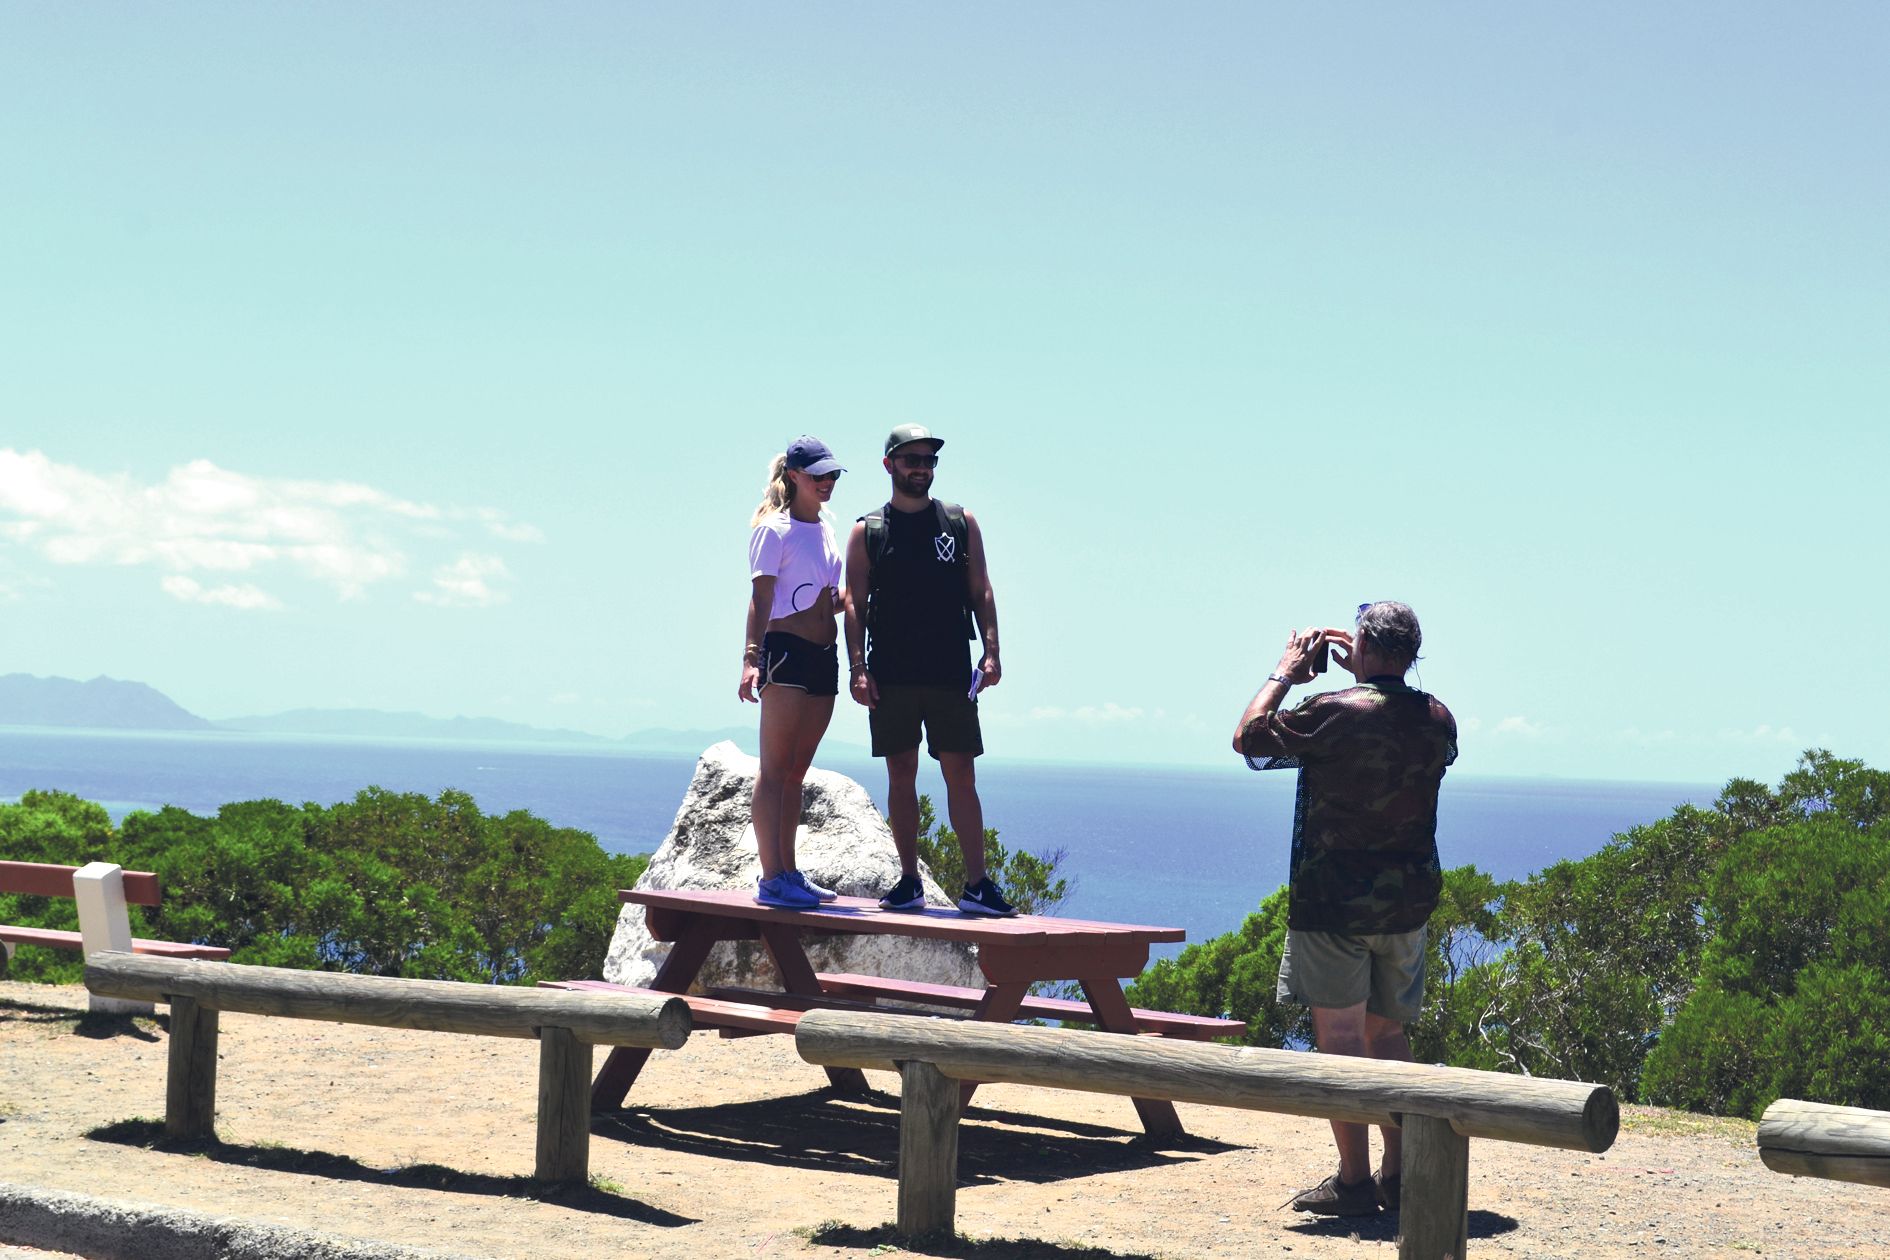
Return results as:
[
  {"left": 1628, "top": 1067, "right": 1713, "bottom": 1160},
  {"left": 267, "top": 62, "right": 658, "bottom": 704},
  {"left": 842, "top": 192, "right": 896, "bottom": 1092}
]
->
[{"left": 750, "top": 453, "right": 795, "bottom": 526}]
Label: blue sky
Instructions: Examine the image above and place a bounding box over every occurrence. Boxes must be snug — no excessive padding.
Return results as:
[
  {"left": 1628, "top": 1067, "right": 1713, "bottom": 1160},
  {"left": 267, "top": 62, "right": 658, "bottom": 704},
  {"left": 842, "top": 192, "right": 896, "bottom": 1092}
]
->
[{"left": 2, "top": 4, "right": 1884, "bottom": 782}]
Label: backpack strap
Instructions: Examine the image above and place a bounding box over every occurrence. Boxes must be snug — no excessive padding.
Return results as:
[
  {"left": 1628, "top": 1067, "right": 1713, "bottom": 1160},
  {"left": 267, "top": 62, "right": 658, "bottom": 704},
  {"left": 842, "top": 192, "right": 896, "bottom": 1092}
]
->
[
  {"left": 935, "top": 501, "right": 975, "bottom": 641},
  {"left": 861, "top": 503, "right": 890, "bottom": 570},
  {"left": 858, "top": 503, "right": 892, "bottom": 633}
]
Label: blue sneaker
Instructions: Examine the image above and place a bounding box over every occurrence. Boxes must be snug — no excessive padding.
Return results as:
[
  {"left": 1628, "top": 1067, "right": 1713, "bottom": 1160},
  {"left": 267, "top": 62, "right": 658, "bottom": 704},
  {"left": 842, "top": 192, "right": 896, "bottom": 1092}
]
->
[
  {"left": 755, "top": 874, "right": 820, "bottom": 909},
  {"left": 786, "top": 869, "right": 838, "bottom": 903}
]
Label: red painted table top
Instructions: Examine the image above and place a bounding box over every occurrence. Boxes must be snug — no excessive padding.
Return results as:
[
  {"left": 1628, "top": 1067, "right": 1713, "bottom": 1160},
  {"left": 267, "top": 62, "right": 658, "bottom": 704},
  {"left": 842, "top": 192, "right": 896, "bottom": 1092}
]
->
[{"left": 621, "top": 887, "right": 1186, "bottom": 948}]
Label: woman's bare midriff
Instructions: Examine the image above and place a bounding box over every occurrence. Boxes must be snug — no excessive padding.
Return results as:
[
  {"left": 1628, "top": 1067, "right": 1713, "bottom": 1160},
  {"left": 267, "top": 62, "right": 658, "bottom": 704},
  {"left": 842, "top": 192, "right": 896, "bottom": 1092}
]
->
[{"left": 768, "top": 590, "right": 840, "bottom": 647}]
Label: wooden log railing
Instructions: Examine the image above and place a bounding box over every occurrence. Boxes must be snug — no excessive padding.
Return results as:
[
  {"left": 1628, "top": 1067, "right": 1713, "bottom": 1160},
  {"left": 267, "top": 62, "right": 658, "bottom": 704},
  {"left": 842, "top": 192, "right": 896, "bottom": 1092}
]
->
[
  {"left": 1758, "top": 1099, "right": 1890, "bottom": 1188},
  {"left": 796, "top": 1009, "right": 1619, "bottom": 1260},
  {"left": 85, "top": 952, "right": 691, "bottom": 1183}
]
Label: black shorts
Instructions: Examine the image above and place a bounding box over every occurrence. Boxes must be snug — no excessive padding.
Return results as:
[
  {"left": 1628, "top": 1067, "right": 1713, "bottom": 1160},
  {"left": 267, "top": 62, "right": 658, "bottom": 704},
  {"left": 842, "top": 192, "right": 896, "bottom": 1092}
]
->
[
  {"left": 870, "top": 683, "right": 983, "bottom": 759},
  {"left": 761, "top": 632, "right": 839, "bottom": 697}
]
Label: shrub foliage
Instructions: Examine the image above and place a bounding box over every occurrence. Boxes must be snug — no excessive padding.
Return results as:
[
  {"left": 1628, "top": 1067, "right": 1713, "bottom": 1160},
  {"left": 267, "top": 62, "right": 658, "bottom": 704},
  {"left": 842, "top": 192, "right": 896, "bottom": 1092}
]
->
[
  {"left": 1127, "top": 749, "right": 1890, "bottom": 1118},
  {"left": 0, "top": 787, "right": 648, "bottom": 986}
]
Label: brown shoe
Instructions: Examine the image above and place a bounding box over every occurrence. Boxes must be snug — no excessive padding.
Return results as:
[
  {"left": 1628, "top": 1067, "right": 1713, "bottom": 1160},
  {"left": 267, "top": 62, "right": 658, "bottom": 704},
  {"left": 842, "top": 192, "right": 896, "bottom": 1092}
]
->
[
  {"left": 1375, "top": 1168, "right": 1402, "bottom": 1211},
  {"left": 1286, "top": 1169, "right": 1380, "bottom": 1217}
]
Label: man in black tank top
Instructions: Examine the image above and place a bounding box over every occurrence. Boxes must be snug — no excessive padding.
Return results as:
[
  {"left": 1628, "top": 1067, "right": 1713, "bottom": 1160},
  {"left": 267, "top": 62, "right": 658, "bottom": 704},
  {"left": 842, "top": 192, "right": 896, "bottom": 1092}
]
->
[{"left": 843, "top": 424, "right": 1016, "bottom": 917}]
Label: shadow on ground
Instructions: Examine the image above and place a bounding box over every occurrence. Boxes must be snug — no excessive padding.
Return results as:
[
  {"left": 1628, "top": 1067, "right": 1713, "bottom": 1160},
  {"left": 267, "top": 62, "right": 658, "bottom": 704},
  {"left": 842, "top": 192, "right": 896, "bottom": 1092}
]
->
[
  {"left": 1286, "top": 1207, "right": 1519, "bottom": 1243},
  {"left": 0, "top": 995, "right": 163, "bottom": 1043},
  {"left": 84, "top": 1118, "right": 696, "bottom": 1226},
  {"left": 596, "top": 1085, "right": 1238, "bottom": 1186},
  {"left": 809, "top": 1222, "right": 1162, "bottom": 1259}
]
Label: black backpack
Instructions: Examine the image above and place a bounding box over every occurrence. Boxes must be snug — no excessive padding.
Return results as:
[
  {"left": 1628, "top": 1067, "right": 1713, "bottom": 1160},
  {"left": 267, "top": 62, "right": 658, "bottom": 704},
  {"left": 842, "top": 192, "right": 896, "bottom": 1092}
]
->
[{"left": 860, "top": 500, "right": 976, "bottom": 641}]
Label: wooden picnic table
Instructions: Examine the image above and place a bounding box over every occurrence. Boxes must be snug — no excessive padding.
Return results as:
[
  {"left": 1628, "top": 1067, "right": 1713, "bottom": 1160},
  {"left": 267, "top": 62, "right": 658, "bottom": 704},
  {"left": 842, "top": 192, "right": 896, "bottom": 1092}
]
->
[{"left": 569, "top": 887, "right": 1240, "bottom": 1139}]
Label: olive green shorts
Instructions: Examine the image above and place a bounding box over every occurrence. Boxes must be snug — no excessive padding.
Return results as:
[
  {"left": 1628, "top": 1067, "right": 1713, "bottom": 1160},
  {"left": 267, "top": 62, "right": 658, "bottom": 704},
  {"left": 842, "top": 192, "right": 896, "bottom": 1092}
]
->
[
  {"left": 870, "top": 684, "right": 983, "bottom": 759},
  {"left": 1276, "top": 925, "right": 1427, "bottom": 1021}
]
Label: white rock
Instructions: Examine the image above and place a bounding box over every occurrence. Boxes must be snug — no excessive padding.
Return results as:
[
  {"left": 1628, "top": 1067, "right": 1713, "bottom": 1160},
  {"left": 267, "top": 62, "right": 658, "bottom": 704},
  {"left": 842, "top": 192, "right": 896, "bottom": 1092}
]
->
[{"left": 603, "top": 741, "right": 979, "bottom": 992}]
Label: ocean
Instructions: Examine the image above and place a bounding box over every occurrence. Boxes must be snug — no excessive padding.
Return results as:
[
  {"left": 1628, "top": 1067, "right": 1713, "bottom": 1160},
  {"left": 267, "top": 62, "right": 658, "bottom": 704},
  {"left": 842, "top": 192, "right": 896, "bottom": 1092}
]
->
[{"left": 0, "top": 728, "right": 1719, "bottom": 962}]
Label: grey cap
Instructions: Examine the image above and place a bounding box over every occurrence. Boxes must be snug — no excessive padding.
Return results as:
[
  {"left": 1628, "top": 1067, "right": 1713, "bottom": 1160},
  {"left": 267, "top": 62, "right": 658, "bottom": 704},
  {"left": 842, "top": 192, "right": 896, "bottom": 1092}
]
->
[{"left": 884, "top": 423, "right": 945, "bottom": 456}]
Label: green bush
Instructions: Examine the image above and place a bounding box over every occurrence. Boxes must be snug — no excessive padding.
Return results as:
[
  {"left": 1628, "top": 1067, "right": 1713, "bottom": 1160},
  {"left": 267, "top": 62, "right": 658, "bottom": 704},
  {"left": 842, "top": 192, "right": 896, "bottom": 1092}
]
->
[
  {"left": 0, "top": 786, "right": 649, "bottom": 986},
  {"left": 1132, "top": 749, "right": 1890, "bottom": 1116}
]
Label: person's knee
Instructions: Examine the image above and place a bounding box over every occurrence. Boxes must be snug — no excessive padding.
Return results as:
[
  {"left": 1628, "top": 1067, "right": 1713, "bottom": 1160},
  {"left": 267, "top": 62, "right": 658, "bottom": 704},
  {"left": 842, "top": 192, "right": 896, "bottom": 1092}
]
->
[
  {"left": 1364, "top": 1013, "right": 1412, "bottom": 1058},
  {"left": 1318, "top": 1028, "right": 1367, "bottom": 1057},
  {"left": 1310, "top": 1004, "right": 1369, "bottom": 1057},
  {"left": 885, "top": 750, "right": 920, "bottom": 783},
  {"left": 939, "top": 753, "right": 977, "bottom": 790}
]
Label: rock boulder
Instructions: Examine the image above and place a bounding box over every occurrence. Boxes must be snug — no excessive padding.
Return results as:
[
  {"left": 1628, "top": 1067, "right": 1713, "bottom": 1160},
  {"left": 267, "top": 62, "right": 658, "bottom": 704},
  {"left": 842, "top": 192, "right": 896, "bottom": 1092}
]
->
[{"left": 603, "top": 741, "right": 979, "bottom": 991}]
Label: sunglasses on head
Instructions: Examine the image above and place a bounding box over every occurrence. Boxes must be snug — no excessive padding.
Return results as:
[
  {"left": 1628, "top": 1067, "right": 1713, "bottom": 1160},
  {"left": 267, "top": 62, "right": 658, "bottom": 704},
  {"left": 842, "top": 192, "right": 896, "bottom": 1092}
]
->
[{"left": 892, "top": 453, "right": 939, "bottom": 469}]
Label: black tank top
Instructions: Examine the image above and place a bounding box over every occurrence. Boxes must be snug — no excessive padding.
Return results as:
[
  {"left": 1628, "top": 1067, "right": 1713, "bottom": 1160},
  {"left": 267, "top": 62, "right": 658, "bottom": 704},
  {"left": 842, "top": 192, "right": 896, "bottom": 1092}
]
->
[{"left": 866, "top": 503, "right": 973, "bottom": 687}]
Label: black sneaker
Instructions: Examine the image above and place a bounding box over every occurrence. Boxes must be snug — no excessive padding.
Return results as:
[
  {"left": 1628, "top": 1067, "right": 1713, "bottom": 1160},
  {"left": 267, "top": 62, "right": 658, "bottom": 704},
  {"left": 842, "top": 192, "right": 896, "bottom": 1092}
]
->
[
  {"left": 1374, "top": 1168, "right": 1401, "bottom": 1212},
  {"left": 1286, "top": 1169, "right": 1379, "bottom": 1217},
  {"left": 958, "top": 877, "right": 1018, "bottom": 918},
  {"left": 877, "top": 873, "right": 927, "bottom": 911}
]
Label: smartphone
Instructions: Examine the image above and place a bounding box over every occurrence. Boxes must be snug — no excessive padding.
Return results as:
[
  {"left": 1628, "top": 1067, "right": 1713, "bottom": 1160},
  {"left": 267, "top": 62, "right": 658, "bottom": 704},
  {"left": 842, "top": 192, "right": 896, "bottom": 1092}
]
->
[
  {"left": 1310, "top": 639, "right": 1329, "bottom": 674},
  {"left": 967, "top": 668, "right": 984, "bottom": 700}
]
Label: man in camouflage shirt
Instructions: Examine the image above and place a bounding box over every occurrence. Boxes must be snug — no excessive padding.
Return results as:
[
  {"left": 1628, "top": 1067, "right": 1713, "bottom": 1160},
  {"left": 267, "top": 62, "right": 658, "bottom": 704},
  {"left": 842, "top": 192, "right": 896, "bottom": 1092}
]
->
[{"left": 1232, "top": 601, "right": 1457, "bottom": 1218}]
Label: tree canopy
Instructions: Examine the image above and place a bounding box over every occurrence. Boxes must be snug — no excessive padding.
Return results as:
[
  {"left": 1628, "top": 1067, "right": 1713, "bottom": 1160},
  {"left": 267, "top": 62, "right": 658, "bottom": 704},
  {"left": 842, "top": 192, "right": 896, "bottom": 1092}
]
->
[
  {"left": 0, "top": 786, "right": 647, "bottom": 986},
  {"left": 1127, "top": 750, "right": 1890, "bottom": 1119}
]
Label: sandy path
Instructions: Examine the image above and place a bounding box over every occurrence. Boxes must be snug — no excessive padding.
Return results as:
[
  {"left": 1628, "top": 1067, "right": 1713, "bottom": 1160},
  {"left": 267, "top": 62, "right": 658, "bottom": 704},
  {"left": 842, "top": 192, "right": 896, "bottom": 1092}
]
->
[{"left": 2, "top": 980, "right": 1883, "bottom": 1258}]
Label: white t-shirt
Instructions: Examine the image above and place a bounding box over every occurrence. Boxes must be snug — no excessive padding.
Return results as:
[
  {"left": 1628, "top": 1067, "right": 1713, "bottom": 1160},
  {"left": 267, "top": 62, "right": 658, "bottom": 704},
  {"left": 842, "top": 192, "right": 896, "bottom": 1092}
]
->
[{"left": 748, "top": 511, "right": 842, "bottom": 623}]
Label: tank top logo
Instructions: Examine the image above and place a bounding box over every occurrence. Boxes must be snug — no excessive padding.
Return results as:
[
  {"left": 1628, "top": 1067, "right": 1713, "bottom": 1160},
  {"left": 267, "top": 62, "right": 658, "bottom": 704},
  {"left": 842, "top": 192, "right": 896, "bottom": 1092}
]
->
[{"left": 934, "top": 532, "right": 955, "bottom": 562}]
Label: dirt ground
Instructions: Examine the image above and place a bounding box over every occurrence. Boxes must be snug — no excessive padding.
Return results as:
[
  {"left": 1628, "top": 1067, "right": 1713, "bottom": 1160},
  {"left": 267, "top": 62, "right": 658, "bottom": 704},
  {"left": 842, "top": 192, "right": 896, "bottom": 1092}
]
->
[{"left": 1, "top": 979, "right": 1884, "bottom": 1259}]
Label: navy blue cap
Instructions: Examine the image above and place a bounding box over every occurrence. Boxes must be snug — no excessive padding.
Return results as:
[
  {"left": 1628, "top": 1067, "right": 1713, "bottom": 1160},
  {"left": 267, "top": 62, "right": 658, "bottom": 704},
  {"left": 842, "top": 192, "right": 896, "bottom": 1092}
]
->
[{"left": 785, "top": 435, "right": 845, "bottom": 477}]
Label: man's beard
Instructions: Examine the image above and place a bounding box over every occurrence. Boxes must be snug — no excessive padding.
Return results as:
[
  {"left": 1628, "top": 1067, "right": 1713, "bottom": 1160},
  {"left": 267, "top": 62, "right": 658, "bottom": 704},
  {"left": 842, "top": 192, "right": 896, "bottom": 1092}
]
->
[{"left": 895, "top": 473, "right": 932, "bottom": 498}]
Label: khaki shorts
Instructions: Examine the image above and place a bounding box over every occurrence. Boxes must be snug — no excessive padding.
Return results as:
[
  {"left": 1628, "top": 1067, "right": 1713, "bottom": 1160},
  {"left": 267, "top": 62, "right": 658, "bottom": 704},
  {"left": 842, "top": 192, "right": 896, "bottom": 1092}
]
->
[{"left": 1276, "top": 925, "right": 1428, "bottom": 1021}]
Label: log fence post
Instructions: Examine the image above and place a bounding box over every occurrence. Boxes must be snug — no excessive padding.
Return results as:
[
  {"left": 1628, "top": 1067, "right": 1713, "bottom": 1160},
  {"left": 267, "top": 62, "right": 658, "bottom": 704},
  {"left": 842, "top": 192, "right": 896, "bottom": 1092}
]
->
[
  {"left": 164, "top": 993, "right": 219, "bottom": 1139},
  {"left": 1399, "top": 1112, "right": 1469, "bottom": 1260},
  {"left": 896, "top": 1059, "right": 961, "bottom": 1237},
  {"left": 86, "top": 953, "right": 689, "bottom": 1184},
  {"left": 1758, "top": 1099, "right": 1890, "bottom": 1188},
  {"left": 535, "top": 1026, "right": 593, "bottom": 1182},
  {"left": 797, "top": 1010, "right": 1617, "bottom": 1254}
]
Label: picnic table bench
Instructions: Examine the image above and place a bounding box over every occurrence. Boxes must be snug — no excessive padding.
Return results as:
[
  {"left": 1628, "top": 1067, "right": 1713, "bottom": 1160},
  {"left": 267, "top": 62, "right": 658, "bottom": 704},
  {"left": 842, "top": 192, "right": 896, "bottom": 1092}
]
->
[
  {"left": 541, "top": 887, "right": 1243, "bottom": 1139},
  {"left": 1, "top": 860, "right": 230, "bottom": 1013}
]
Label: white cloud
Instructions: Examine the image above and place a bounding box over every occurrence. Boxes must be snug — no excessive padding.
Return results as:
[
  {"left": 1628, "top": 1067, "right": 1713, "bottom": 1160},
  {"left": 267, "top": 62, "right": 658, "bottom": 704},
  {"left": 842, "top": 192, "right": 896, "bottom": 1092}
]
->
[
  {"left": 415, "top": 553, "right": 511, "bottom": 607},
  {"left": 479, "top": 509, "right": 546, "bottom": 543},
  {"left": 1026, "top": 702, "right": 1144, "bottom": 725},
  {"left": 1720, "top": 723, "right": 1799, "bottom": 745},
  {"left": 0, "top": 448, "right": 539, "bottom": 608},
  {"left": 1493, "top": 715, "right": 1544, "bottom": 738},
  {"left": 161, "top": 575, "right": 283, "bottom": 611}
]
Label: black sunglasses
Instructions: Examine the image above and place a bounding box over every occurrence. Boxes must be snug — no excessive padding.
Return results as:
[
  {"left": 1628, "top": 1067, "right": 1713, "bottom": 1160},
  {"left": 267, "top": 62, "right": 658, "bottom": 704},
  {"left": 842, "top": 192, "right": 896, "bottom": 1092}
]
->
[{"left": 892, "top": 453, "right": 939, "bottom": 469}]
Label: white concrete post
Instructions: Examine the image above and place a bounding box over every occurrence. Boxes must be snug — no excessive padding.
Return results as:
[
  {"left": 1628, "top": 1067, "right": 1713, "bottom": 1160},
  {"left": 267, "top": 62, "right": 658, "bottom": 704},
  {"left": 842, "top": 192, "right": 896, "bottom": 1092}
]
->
[{"left": 72, "top": 862, "right": 153, "bottom": 1016}]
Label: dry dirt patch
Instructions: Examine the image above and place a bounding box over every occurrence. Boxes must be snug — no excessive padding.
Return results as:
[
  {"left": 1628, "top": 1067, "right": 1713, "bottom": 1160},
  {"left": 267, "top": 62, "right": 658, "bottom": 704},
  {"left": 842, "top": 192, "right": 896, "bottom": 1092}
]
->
[{"left": 1, "top": 980, "right": 1883, "bottom": 1259}]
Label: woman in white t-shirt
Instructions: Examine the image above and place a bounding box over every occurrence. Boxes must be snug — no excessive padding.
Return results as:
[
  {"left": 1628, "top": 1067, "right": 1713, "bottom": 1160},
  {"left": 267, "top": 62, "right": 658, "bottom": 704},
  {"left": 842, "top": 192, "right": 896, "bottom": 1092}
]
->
[{"left": 739, "top": 435, "right": 847, "bottom": 909}]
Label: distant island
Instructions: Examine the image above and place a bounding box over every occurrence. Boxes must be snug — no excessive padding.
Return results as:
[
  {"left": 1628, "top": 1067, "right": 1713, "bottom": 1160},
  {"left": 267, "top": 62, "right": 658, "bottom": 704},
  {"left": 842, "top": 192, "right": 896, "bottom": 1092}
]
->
[
  {"left": 0, "top": 674, "right": 212, "bottom": 731},
  {"left": 0, "top": 672, "right": 778, "bottom": 753}
]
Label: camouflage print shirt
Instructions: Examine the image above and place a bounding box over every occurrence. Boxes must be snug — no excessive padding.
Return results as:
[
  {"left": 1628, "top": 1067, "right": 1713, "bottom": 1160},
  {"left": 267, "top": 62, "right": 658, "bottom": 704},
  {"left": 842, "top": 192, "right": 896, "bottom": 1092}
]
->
[{"left": 1238, "top": 679, "right": 1458, "bottom": 934}]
